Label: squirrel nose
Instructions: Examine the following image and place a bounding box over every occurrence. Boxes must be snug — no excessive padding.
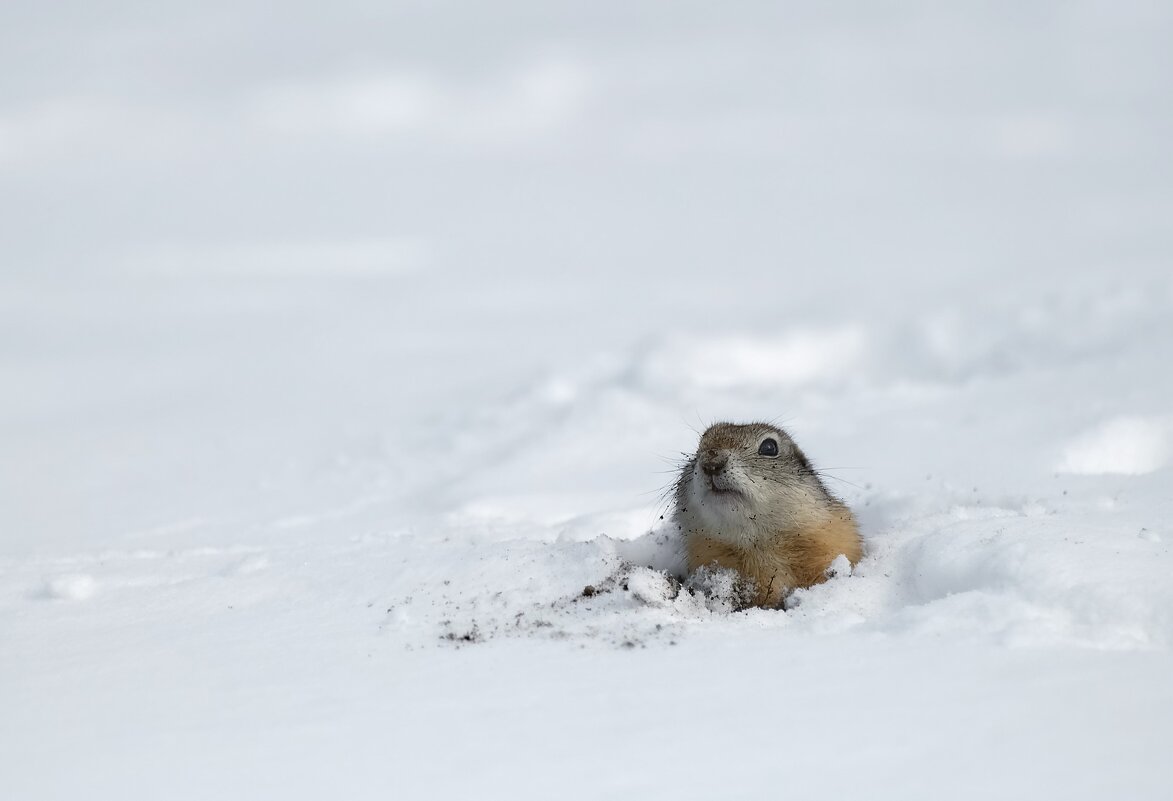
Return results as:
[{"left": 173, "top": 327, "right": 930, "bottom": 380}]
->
[{"left": 701, "top": 452, "right": 728, "bottom": 476}]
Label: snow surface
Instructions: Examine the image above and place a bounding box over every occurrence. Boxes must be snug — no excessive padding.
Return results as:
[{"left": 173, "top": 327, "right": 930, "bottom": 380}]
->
[{"left": 3, "top": 2, "right": 1173, "bottom": 799}]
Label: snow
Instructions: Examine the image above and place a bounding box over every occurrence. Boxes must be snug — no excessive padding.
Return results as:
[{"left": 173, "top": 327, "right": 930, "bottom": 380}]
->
[
  {"left": 40, "top": 573, "right": 98, "bottom": 601},
  {"left": 1058, "top": 415, "right": 1171, "bottom": 475},
  {"left": 3, "top": 2, "right": 1173, "bottom": 799}
]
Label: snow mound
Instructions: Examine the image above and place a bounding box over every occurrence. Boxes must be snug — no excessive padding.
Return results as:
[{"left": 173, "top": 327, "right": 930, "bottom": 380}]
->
[
  {"left": 1058, "top": 416, "right": 1170, "bottom": 475},
  {"left": 40, "top": 573, "right": 97, "bottom": 601}
]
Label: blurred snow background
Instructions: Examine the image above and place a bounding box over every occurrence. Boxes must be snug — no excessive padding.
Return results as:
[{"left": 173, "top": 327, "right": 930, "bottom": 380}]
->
[{"left": 2, "top": 2, "right": 1172, "bottom": 799}]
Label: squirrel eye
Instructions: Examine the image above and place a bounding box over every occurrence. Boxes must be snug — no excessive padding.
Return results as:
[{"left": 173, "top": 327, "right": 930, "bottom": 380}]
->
[{"left": 758, "top": 438, "right": 779, "bottom": 456}]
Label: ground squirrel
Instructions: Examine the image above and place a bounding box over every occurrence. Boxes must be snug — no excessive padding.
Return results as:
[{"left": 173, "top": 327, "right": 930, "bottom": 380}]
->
[{"left": 674, "top": 422, "right": 862, "bottom": 608}]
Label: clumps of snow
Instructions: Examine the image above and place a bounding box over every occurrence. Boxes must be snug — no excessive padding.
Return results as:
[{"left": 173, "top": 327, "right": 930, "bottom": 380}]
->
[
  {"left": 824, "top": 554, "right": 853, "bottom": 579},
  {"left": 622, "top": 567, "right": 679, "bottom": 606},
  {"left": 681, "top": 565, "right": 757, "bottom": 613},
  {"left": 572, "top": 559, "right": 768, "bottom": 625},
  {"left": 1057, "top": 416, "right": 1170, "bottom": 475},
  {"left": 41, "top": 573, "right": 97, "bottom": 601},
  {"left": 580, "top": 560, "right": 755, "bottom": 614}
]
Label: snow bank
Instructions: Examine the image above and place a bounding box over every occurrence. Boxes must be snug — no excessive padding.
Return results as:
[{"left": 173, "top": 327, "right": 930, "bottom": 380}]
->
[{"left": 1058, "top": 416, "right": 1171, "bottom": 476}]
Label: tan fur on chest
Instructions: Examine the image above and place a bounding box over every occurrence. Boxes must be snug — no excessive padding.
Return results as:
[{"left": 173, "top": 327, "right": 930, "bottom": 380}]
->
[{"left": 685, "top": 505, "right": 861, "bottom": 608}]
